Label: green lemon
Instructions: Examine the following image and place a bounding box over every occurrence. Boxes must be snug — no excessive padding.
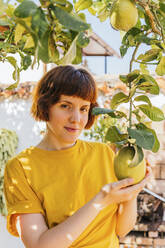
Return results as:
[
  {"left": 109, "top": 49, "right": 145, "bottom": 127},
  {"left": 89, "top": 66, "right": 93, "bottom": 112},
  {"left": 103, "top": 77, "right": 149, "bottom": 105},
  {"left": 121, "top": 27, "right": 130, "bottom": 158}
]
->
[
  {"left": 114, "top": 146, "right": 146, "bottom": 184},
  {"left": 110, "top": 0, "right": 138, "bottom": 32}
]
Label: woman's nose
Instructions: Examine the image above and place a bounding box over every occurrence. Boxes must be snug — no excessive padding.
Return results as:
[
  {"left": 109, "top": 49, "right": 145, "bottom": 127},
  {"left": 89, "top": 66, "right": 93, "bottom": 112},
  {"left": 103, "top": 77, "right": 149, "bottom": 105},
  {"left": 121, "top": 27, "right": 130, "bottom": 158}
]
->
[{"left": 69, "top": 110, "right": 81, "bottom": 123}]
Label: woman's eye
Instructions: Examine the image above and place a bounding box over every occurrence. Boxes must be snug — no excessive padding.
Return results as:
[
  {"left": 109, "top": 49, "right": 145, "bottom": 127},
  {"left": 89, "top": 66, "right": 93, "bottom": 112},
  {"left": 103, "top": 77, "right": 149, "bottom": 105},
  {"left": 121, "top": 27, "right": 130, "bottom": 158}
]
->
[
  {"left": 61, "top": 104, "right": 69, "bottom": 109},
  {"left": 81, "top": 108, "right": 88, "bottom": 112}
]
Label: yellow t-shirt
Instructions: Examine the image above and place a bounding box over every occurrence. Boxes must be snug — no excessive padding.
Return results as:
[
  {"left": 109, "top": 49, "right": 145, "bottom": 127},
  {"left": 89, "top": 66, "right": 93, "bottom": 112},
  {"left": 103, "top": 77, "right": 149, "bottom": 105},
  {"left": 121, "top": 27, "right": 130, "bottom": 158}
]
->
[{"left": 4, "top": 139, "right": 119, "bottom": 248}]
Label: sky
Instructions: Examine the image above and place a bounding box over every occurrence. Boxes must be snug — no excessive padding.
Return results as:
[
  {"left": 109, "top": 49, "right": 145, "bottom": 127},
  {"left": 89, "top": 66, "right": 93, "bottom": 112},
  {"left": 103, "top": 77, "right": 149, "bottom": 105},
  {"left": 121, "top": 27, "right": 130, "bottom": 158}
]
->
[{"left": 0, "top": 0, "right": 155, "bottom": 84}]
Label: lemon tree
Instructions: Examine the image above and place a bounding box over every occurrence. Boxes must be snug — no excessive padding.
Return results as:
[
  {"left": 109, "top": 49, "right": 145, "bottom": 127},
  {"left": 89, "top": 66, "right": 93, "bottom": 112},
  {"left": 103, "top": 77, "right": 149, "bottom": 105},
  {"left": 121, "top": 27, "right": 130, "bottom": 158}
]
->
[
  {"left": 91, "top": 0, "right": 165, "bottom": 181},
  {"left": 0, "top": 0, "right": 165, "bottom": 179}
]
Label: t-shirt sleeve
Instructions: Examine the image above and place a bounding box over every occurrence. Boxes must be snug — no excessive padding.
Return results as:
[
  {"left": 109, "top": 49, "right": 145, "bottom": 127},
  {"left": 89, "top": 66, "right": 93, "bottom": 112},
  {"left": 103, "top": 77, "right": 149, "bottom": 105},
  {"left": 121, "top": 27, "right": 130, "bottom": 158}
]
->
[{"left": 3, "top": 157, "right": 45, "bottom": 237}]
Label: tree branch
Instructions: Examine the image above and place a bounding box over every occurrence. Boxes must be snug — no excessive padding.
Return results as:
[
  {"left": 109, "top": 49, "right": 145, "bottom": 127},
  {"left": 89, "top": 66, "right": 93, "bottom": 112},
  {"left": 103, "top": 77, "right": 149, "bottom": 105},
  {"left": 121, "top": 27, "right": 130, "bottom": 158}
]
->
[{"left": 134, "top": 0, "right": 161, "bottom": 35}]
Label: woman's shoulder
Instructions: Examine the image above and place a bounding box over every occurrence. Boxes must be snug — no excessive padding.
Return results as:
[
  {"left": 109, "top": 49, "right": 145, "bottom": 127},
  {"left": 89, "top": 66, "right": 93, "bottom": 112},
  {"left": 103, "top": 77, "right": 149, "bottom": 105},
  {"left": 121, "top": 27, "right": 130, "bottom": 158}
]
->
[{"left": 5, "top": 146, "right": 35, "bottom": 170}]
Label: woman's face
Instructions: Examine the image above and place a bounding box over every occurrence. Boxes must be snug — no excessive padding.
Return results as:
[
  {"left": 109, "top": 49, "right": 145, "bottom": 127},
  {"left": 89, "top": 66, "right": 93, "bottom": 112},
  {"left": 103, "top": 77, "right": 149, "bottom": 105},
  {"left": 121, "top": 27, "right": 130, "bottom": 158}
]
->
[{"left": 47, "top": 95, "right": 91, "bottom": 149}]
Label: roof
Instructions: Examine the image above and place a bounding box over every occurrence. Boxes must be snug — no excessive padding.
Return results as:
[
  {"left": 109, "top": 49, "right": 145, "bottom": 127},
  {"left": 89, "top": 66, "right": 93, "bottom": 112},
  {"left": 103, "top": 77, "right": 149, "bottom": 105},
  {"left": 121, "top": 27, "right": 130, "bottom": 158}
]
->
[{"left": 82, "top": 32, "right": 120, "bottom": 58}]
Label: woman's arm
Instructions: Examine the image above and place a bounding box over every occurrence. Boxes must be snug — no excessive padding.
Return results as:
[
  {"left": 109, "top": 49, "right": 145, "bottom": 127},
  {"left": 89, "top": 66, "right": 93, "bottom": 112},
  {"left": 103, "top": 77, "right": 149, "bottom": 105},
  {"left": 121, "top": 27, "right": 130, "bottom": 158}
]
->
[
  {"left": 17, "top": 170, "right": 151, "bottom": 248},
  {"left": 116, "top": 197, "right": 137, "bottom": 238},
  {"left": 116, "top": 166, "right": 152, "bottom": 238},
  {"left": 16, "top": 178, "right": 139, "bottom": 248},
  {"left": 16, "top": 197, "right": 100, "bottom": 248}
]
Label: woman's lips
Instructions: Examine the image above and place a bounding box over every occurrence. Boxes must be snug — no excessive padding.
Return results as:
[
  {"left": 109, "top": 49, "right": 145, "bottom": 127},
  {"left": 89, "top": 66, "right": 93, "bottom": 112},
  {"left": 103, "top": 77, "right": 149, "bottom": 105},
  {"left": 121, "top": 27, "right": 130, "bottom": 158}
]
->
[{"left": 64, "top": 127, "right": 79, "bottom": 133}]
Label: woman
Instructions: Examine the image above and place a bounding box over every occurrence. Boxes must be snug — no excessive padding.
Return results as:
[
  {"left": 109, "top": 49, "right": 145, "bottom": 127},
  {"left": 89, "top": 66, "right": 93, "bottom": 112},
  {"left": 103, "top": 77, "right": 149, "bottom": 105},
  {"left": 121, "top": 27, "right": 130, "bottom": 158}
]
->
[{"left": 4, "top": 65, "right": 151, "bottom": 248}]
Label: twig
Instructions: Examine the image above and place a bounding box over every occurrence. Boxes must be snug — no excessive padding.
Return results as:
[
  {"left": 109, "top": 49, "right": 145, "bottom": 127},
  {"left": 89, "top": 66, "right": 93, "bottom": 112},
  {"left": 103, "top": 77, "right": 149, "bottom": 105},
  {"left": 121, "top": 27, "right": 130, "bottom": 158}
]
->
[
  {"left": 129, "top": 43, "right": 141, "bottom": 73},
  {"left": 128, "top": 43, "right": 140, "bottom": 128},
  {"left": 134, "top": 0, "right": 161, "bottom": 35},
  {"left": 152, "top": 8, "right": 165, "bottom": 47}
]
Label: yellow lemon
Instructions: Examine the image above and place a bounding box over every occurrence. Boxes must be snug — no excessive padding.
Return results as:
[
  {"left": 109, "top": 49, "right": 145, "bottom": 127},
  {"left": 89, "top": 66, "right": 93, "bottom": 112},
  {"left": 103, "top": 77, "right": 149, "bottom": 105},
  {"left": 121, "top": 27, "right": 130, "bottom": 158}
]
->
[
  {"left": 114, "top": 146, "right": 146, "bottom": 184},
  {"left": 110, "top": 0, "right": 138, "bottom": 32}
]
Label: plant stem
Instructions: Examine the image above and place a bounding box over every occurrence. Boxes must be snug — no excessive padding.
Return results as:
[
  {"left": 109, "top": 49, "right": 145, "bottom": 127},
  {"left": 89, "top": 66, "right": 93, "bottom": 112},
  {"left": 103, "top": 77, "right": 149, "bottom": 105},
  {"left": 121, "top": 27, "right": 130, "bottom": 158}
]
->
[
  {"left": 152, "top": 9, "right": 165, "bottom": 47},
  {"left": 129, "top": 43, "right": 140, "bottom": 128},
  {"left": 129, "top": 43, "right": 140, "bottom": 73},
  {"left": 135, "top": 0, "right": 161, "bottom": 35}
]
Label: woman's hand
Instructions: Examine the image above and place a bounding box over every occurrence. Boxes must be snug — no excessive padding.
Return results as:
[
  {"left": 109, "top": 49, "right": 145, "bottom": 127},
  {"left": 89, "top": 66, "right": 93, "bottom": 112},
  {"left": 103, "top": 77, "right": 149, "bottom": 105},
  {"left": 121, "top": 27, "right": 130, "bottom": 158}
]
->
[{"left": 92, "top": 166, "right": 152, "bottom": 211}]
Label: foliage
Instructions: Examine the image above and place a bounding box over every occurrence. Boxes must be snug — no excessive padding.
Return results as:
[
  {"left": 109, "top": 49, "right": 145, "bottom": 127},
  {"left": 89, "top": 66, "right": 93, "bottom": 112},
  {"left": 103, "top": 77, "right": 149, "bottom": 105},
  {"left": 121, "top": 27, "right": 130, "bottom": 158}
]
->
[
  {"left": 0, "top": 1, "right": 164, "bottom": 82},
  {"left": 91, "top": 0, "right": 165, "bottom": 166},
  {"left": 0, "top": 128, "right": 18, "bottom": 216},
  {"left": 0, "top": 0, "right": 92, "bottom": 87},
  {"left": 84, "top": 114, "right": 127, "bottom": 143},
  {"left": 0, "top": 0, "right": 165, "bottom": 164}
]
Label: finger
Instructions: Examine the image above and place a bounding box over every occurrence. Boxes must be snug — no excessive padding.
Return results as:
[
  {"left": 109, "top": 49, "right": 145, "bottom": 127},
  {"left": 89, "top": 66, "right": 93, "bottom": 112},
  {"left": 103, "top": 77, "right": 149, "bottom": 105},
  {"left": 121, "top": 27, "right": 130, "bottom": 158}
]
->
[
  {"left": 136, "top": 177, "right": 149, "bottom": 191},
  {"left": 111, "top": 178, "right": 134, "bottom": 191},
  {"left": 125, "top": 179, "right": 146, "bottom": 193}
]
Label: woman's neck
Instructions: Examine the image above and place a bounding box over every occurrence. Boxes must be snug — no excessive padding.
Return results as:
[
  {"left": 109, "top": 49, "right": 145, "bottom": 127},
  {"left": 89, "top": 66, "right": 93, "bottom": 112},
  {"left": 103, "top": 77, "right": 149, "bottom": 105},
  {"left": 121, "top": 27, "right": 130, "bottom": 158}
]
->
[{"left": 36, "top": 134, "right": 76, "bottom": 151}]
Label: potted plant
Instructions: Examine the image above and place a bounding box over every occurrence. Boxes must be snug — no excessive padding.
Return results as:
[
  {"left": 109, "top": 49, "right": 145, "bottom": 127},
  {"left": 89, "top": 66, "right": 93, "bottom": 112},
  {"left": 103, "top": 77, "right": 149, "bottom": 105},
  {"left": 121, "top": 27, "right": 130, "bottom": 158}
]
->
[{"left": 0, "top": 128, "right": 18, "bottom": 216}]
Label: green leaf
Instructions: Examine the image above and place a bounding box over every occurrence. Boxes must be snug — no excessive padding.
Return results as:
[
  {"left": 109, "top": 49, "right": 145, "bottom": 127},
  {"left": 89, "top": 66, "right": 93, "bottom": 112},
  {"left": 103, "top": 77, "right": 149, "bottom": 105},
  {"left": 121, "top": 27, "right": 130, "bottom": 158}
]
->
[
  {"left": 92, "top": 107, "right": 116, "bottom": 116},
  {"left": 88, "top": 6, "right": 97, "bottom": 15},
  {"left": 21, "top": 55, "right": 32, "bottom": 70},
  {"left": 135, "top": 34, "right": 154, "bottom": 45},
  {"left": 119, "top": 74, "right": 128, "bottom": 84},
  {"left": 24, "top": 35, "right": 35, "bottom": 48},
  {"left": 138, "top": 104, "right": 165, "bottom": 121},
  {"left": 72, "top": 46, "right": 82, "bottom": 64},
  {"left": 137, "top": 49, "right": 160, "bottom": 62},
  {"left": 127, "top": 70, "right": 141, "bottom": 83},
  {"left": 110, "top": 92, "right": 129, "bottom": 109},
  {"left": 77, "top": 32, "right": 90, "bottom": 48},
  {"left": 14, "top": 0, "right": 38, "bottom": 18},
  {"left": 55, "top": 0, "right": 73, "bottom": 12},
  {"left": 78, "top": 12, "right": 86, "bottom": 21},
  {"left": 51, "top": 5, "right": 90, "bottom": 32},
  {"left": 134, "top": 95, "right": 152, "bottom": 107},
  {"left": 128, "top": 127, "right": 155, "bottom": 150},
  {"left": 136, "top": 123, "right": 160, "bottom": 153},
  {"left": 38, "top": 30, "right": 50, "bottom": 63},
  {"left": 120, "top": 45, "right": 128, "bottom": 57},
  {"left": 156, "top": 56, "right": 165, "bottom": 76},
  {"left": 136, "top": 74, "right": 159, "bottom": 95},
  {"left": 58, "top": 36, "right": 77, "bottom": 64},
  {"left": 140, "top": 63, "right": 149, "bottom": 74},
  {"left": 31, "top": 7, "right": 49, "bottom": 39},
  {"left": 132, "top": 109, "right": 141, "bottom": 122},
  {"left": 122, "top": 27, "right": 141, "bottom": 45},
  {"left": 14, "top": 23, "right": 25, "bottom": 44},
  {"left": 92, "top": 107, "right": 124, "bottom": 119},
  {"left": 98, "top": 8, "right": 109, "bottom": 22},
  {"left": 75, "top": 0, "right": 92, "bottom": 12},
  {"left": 52, "top": 0, "right": 67, "bottom": 6},
  {"left": 160, "top": 2, "right": 165, "bottom": 13},
  {"left": 105, "top": 126, "right": 128, "bottom": 144},
  {"left": 5, "top": 82, "right": 19, "bottom": 90},
  {"left": 6, "top": 56, "right": 20, "bottom": 83},
  {"left": 6, "top": 56, "right": 17, "bottom": 68},
  {"left": 48, "top": 35, "right": 59, "bottom": 63},
  {"left": 129, "top": 86, "right": 136, "bottom": 98}
]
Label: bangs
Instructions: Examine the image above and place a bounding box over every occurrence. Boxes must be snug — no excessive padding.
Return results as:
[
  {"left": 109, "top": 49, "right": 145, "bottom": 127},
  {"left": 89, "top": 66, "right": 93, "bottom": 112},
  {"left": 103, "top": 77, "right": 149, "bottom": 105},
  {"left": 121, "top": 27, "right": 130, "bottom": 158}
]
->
[{"left": 48, "top": 67, "right": 97, "bottom": 104}]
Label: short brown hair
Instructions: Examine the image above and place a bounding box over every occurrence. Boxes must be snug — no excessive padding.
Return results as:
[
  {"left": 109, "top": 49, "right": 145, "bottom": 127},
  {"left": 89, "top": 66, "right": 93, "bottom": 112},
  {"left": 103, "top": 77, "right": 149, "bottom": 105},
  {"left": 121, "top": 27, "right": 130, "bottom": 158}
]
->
[{"left": 31, "top": 65, "right": 98, "bottom": 129}]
